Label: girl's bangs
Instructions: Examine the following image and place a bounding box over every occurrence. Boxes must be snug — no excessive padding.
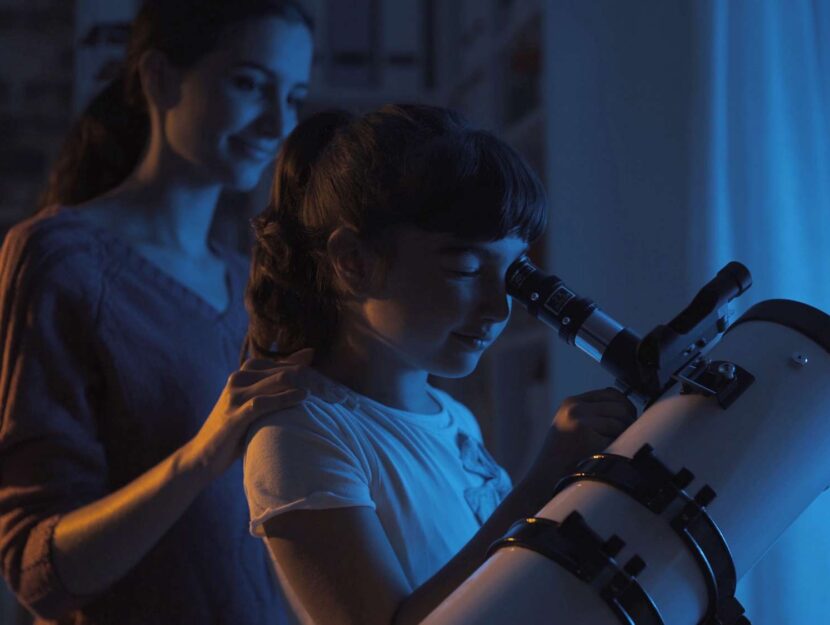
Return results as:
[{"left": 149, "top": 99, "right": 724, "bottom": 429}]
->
[{"left": 409, "top": 131, "right": 547, "bottom": 243}]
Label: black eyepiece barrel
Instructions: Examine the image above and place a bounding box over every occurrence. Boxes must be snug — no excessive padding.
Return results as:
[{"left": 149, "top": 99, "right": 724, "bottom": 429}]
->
[{"left": 506, "top": 256, "right": 628, "bottom": 362}]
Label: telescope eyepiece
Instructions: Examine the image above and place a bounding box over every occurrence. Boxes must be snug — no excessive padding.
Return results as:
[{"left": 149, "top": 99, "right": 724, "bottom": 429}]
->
[{"left": 506, "top": 256, "right": 598, "bottom": 346}]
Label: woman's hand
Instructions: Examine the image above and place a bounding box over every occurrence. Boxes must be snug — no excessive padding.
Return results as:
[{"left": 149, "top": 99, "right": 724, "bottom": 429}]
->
[
  {"left": 529, "top": 387, "right": 637, "bottom": 483},
  {"left": 181, "top": 348, "right": 313, "bottom": 481}
]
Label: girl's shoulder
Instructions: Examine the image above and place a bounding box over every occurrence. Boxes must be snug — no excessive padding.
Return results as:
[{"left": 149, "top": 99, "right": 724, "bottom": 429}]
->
[{"left": 251, "top": 369, "right": 360, "bottom": 433}]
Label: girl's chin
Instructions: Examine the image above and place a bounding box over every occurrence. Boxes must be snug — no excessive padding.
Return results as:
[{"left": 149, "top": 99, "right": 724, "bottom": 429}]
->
[{"left": 428, "top": 353, "right": 484, "bottom": 379}]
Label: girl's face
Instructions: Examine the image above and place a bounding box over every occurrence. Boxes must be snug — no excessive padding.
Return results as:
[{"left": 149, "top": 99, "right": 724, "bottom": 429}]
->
[
  {"left": 164, "top": 16, "right": 313, "bottom": 190},
  {"left": 360, "top": 228, "right": 528, "bottom": 378}
]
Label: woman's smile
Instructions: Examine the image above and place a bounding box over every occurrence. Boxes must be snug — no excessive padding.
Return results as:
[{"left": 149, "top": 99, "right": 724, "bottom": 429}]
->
[{"left": 228, "top": 135, "right": 278, "bottom": 161}]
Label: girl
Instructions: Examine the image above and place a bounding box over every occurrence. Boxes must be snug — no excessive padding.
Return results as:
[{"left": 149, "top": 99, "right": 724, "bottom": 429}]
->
[
  {"left": 243, "top": 104, "right": 636, "bottom": 624},
  {"left": 0, "top": 1, "right": 313, "bottom": 623}
]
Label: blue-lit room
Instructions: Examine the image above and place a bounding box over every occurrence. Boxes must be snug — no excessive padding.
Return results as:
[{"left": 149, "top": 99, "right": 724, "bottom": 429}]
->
[{"left": 0, "top": 1, "right": 828, "bottom": 624}]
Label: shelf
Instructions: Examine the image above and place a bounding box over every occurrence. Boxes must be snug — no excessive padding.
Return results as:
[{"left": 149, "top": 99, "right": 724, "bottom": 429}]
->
[
  {"left": 493, "top": 0, "right": 542, "bottom": 55},
  {"left": 502, "top": 106, "right": 544, "bottom": 151}
]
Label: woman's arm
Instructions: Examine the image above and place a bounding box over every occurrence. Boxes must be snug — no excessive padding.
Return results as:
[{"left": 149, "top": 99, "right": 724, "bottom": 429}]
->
[
  {"left": 51, "top": 354, "right": 311, "bottom": 598},
  {"left": 263, "top": 387, "right": 636, "bottom": 625}
]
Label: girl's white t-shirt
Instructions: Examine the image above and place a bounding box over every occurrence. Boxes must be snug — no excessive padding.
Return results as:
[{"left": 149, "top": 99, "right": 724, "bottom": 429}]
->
[{"left": 243, "top": 368, "right": 512, "bottom": 592}]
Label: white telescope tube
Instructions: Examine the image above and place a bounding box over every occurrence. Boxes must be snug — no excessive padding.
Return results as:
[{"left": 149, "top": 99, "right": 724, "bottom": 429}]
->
[{"left": 423, "top": 300, "right": 830, "bottom": 624}]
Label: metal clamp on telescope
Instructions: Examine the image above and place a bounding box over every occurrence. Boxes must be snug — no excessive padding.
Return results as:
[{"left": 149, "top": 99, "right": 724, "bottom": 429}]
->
[
  {"left": 505, "top": 258, "right": 753, "bottom": 408},
  {"left": 489, "top": 511, "right": 663, "bottom": 625},
  {"left": 502, "top": 259, "right": 756, "bottom": 624},
  {"left": 555, "top": 445, "right": 750, "bottom": 625},
  {"left": 675, "top": 359, "right": 755, "bottom": 409}
]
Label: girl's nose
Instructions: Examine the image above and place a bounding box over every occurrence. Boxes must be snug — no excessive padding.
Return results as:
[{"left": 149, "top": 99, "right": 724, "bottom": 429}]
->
[{"left": 479, "top": 281, "right": 511, "bottom": 323}]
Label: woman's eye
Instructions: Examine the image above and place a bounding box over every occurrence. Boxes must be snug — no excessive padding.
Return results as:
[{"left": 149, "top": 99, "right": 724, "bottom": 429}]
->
[{"left": 287, "top": 95, "right": 307, "bottom": 111}]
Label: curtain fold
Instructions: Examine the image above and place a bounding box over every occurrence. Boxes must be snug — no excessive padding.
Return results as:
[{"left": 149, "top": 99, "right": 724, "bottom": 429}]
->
[
  {"left": 545, "top": 1, "right": 829, "bottom": 620},
  {"left": 691, "top": 1, "right": 830, "bottom": 620}
]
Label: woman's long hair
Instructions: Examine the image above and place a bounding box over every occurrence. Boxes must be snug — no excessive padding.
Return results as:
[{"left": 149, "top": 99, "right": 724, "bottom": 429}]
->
[{"left": 38, "top": 0, "right": 312, "bottom": 211}]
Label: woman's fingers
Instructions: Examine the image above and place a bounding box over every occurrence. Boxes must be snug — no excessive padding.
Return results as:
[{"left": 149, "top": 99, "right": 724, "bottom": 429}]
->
[
  {"left": 241, "top": 358, "right": 284, "bottom": 372},
  {"left": 243, "top": 389, "right": 308, "bottom": 419},
  {"left": 232, "top": 364, "right": 305, "bottom": 389},
  {"left": 240, "top": 347, "right": 314, "bottom": 371},
  {"left": 283, "top": 347, "right": 314, "bottom": 365},
  {"left": 240, "top": 348, "right": 314, "bottom": 372},
  {"left": 240, "top": 367, "right": 307, "bottom": 401}
]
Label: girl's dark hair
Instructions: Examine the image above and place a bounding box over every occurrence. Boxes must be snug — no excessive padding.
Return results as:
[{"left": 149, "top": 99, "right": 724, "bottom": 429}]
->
[
  {"left": 39, "top": 0, "right": 312, "bottom": 210},
  {"left": 245, "top": 104, "right": 547, "bottom": 359}
]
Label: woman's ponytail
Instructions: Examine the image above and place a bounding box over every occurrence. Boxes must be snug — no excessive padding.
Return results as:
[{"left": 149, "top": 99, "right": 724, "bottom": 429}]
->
[
  {"left": 40, "top": 0, "right": 314, "bottom": 213},
  {"left": 38, "top": 73, "right": 149, "bottom": 210}
]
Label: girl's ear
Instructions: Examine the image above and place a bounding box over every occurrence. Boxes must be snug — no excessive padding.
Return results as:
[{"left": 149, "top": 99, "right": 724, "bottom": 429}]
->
[
  {"left": 327, "top": 226, "right": 382, "bottom": 297},
  {"left": 137, "top": 49, "right": 183, "bottom": 111}
]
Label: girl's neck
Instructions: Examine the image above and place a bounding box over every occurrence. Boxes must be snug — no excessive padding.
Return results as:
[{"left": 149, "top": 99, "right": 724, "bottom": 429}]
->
[{"left": 315, "top": 331, "right": 439, "bottom": 414}]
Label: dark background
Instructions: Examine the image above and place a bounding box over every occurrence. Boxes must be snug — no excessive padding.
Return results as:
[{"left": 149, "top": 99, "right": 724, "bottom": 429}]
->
[{"left": 2, "top": 1, "right": 829, "bottom": 622}]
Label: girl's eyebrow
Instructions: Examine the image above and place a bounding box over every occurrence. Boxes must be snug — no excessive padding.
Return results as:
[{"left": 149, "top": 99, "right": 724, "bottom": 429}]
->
[
  {"left": 438, "top": 244, "right": 530, "bottom": 259},
  {"left": 438, "top": 245, "right": 485, "bottom": 257},
  {"left": 233, "top": 61, "right": 275, "bottom": 77}
]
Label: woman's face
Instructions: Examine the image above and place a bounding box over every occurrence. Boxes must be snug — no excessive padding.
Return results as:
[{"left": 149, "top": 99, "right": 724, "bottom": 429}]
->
[
  {"left": 358, "top": 228, "right": 528, "bottom": 379},
  {"left": 164, "top": 16, "right": 313, "bottom": 190}
]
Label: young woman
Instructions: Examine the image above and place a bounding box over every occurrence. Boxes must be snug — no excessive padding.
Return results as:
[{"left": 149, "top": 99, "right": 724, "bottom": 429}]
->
[
  {"left": 0, "top": 1, "right": 313, "bottom": 623},
  {"left": 243, "top": 104, "right": 637, "bottom": 624}
]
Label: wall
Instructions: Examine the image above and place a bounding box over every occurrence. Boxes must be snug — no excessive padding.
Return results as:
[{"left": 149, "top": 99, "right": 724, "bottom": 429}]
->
[{"left": 0, "top": 0, "right": 76, "bottom": 232}]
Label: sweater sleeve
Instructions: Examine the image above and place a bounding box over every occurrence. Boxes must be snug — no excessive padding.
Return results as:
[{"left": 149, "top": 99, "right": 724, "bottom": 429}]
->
[{"left": 0, "top": 222, "right": 108, "bottom": 619}]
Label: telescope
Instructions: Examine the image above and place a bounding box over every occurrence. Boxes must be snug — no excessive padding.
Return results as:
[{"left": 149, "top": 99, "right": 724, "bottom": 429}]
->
[
  {"left": 423, "top": 259, "right": 830, "bottom": 625},
  {"left": 505, "top": 256, "right": 753, "bottom": 409}
]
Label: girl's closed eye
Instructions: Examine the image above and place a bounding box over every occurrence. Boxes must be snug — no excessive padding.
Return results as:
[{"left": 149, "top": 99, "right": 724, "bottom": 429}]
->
[
  {"left": 446, "top": 267, "right": 481, "bottom": 278},
  {"left": 441, "top": 250, "right": 482, "bottom": 278},
  {"left": 443, "top": 257, "right": 481, "bottom": 278}
]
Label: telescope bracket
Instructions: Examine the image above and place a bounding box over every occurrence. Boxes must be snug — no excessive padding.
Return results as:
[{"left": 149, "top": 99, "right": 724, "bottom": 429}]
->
[
  {"left": 555, "top": 445, "right": 750, "bottom": 625},
  {"left": 674, "top": 359, "right": 755, "bottom": 409},
  {"left": 489, "top": 512, "right": 664, "bottom": 625}
]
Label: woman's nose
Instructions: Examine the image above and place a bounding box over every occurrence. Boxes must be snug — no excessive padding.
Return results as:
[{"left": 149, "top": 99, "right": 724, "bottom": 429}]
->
[{"left": 257, "top": 95, "right": 288, "bottom": 139}]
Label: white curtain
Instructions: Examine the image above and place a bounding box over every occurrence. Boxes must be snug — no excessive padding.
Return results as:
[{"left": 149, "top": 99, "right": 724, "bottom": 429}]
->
[
  {"left": 544, "top": 1, "right": 830, "bottom": 621},
  {"left": 691, "top": 0, "right": 830, "bottom": 621}
]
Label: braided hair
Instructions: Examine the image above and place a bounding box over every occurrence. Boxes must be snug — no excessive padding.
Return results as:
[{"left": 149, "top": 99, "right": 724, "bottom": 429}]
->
[{"left": 244, "top": 104, "right": 548, "bottom": 360}]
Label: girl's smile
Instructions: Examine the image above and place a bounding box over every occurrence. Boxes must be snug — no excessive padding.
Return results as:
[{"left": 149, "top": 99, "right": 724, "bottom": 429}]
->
[{"left": 356, "top": 228, "right": 529, "bottom": 379}]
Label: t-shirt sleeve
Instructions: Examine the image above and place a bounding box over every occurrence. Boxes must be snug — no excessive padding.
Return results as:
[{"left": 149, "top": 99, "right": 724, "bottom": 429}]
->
[
  {"left": 243, "top": 403, "right": 375, "bottom": 537},
  {"left": 0, "top": 223, "right": 108, "bottom": 619}
]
